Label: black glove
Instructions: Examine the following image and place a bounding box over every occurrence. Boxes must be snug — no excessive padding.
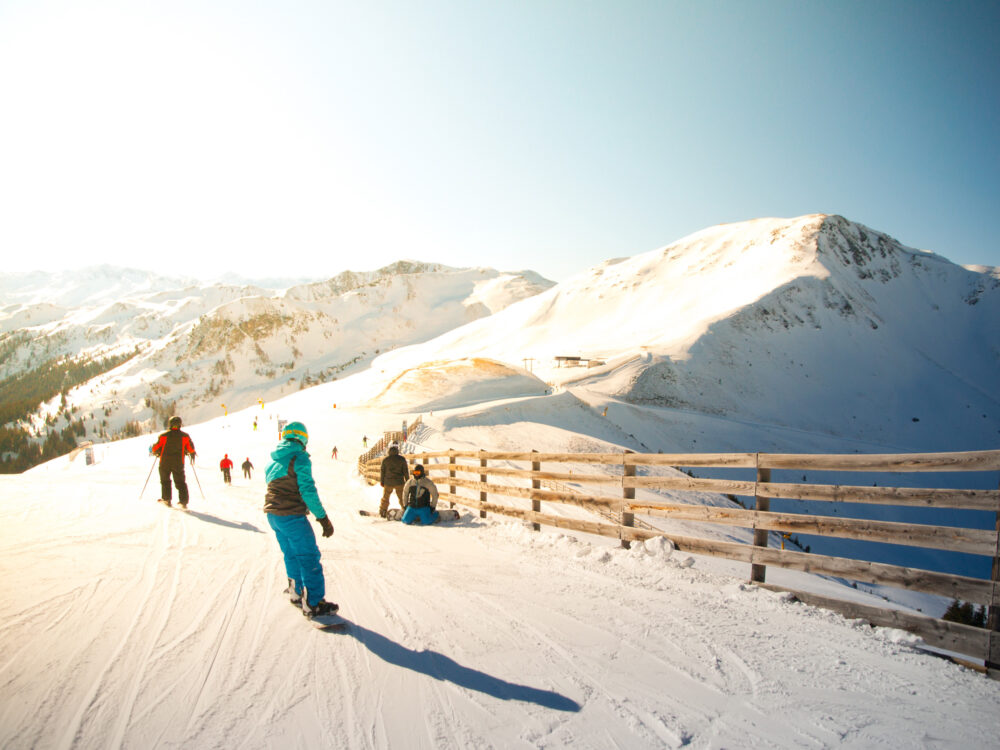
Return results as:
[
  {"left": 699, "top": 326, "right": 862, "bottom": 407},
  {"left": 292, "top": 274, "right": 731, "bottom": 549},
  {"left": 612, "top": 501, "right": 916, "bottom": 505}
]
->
[{"left": 318, "top": 516, "right": 334, "bottom": 537}]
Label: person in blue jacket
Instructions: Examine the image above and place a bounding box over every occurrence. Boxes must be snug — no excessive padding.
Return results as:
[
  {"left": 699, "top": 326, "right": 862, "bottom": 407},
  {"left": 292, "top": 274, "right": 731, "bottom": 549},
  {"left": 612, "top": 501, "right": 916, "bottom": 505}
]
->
[
  {"left": 264, "top": 421, "right": 338, "bottom": 618},
  {"left": 400, "top": 463, "right": 440, "bottom": 525}
]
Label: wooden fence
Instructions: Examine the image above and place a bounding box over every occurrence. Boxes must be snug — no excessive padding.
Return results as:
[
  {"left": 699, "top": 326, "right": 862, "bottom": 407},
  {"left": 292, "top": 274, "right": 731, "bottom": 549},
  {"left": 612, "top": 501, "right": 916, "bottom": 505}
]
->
[
  {"left": 356, "top": 416, "right": 423, "bottom": 474},
  {"left": 360, "top": 447, "right": 1000, "bottom": 676}
]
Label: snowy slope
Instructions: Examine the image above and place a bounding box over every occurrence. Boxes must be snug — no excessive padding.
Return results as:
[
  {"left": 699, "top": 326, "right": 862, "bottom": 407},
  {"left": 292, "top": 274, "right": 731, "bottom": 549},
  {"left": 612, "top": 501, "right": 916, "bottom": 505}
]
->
[
  {"left": 1, "top": 366, "right": 998, "bottom": 749},
  {"left": 372, "top": 214, "right": 1000, "bottom": 452}
]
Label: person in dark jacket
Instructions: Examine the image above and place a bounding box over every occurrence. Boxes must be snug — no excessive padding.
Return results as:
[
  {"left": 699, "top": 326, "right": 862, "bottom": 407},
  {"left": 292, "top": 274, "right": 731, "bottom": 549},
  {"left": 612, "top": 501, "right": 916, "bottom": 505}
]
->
[
  {"left": 242, "top": 457, "right": 254, "bottom": 479},
  {"left": 151, "top": 415, "right": 196, "bottom": 508},
  {"left": 378, "top": 444, "right": 409, "bottom": 518},
  {"left": 400, "top": 463, "right": 440, "bottom": 525},
  {"left": 264, "top": 421, "right": 338, "bottom": 618}
]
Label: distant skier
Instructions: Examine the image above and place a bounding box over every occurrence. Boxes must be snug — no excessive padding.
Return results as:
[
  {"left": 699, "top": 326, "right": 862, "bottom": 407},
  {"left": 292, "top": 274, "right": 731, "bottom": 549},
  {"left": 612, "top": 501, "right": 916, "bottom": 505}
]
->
[
  {"left": 264, "top": 421, "right": 338, "bottom": 618},
  {"left": 400, "top": 463, "right": 440, "bottom": 525},
  {"left": 331, "top": 446, "right": 338, "bottom": 460},
  {"left": 253, "top": 417, "right": 258, "bottom": 432},
  {"left": 362, "top": 435, "right": 368, "bottom": 449},
  {"left": 242, "top": 457, "right": 254, "bottom": 479},
  {"left": 378, "top": 444, "right": 409, "bottom": 519},
  {"left": 220, "top": 454, "right": 234, "bottom": 484},
  {"left": 151, "top": 416, "right": 197, "bottom": 508}
]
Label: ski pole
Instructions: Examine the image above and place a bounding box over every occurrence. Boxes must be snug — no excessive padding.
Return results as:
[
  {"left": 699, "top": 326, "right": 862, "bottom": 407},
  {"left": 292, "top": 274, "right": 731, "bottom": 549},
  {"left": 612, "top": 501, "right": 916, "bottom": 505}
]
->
[
  {"left": 190, "top": 461, "right": 205, "bottom": 500},
  {"left": 140, "top": 455, "right": 158, "bottom": 499}
]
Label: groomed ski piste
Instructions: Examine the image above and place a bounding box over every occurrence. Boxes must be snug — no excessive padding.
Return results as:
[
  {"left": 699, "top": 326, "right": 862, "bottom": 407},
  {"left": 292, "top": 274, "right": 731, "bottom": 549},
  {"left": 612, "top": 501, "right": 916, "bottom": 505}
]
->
[{"left": 1, "top": 364, "right": 998, "bottom": 749}]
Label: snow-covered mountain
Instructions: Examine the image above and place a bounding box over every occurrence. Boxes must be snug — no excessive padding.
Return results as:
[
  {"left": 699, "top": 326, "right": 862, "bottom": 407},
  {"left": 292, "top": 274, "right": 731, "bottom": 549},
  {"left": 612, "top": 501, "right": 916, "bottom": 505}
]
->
[
  {"left": 372, "top": 214, "right": 1000, "bottom": 453},
  {"left": 0, "top": 262, "right": 554, "bottom": 437},
  {"left": 3, "top": 213, "right": 998, "bottom": 462}
]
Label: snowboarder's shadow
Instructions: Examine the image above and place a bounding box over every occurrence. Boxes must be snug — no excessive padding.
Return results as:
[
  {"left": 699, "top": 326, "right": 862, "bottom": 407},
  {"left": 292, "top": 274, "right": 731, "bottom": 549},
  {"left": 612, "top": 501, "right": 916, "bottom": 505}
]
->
[
  {"left": 183, "top": 509, "right": 264, "bottom": 533},
  {"left": 332, "top": 621, "right": 580, "bottom": 712}
]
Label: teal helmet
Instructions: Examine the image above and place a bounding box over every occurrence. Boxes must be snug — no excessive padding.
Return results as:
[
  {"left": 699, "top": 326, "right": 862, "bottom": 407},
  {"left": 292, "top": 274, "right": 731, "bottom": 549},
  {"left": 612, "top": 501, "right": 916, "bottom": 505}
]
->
[{"left": 281, "top": 421, "right": 309, "bottom": 447}]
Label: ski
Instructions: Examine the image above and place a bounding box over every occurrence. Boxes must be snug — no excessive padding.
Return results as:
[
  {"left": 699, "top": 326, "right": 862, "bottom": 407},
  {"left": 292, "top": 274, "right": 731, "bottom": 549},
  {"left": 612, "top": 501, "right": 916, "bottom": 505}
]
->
[{"left": 158, "top": 499, "right": 190, "bottom": 511}]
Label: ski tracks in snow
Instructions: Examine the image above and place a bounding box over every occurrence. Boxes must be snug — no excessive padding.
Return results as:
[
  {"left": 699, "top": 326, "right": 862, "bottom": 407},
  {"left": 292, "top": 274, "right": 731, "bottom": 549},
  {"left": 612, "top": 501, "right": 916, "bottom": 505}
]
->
[{"left": 4, "top": 464, "right": 1000, "bottom": 748}]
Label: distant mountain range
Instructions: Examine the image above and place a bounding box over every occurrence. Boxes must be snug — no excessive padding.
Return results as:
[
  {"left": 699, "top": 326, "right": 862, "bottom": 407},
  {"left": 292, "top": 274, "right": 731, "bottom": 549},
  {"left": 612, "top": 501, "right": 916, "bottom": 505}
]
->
[
  {"left": 2, "top": 214, "right": 998, "bottom": 459},
  {"left": 0, "top": 262, "right": 553, "bottom": 441}
]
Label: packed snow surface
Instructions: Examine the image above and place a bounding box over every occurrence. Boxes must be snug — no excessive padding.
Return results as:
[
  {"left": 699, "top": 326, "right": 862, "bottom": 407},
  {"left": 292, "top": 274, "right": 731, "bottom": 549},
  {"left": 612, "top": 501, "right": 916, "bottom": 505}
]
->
[{"left": 1, "top": 366, "right": 998, "bottom": 750}]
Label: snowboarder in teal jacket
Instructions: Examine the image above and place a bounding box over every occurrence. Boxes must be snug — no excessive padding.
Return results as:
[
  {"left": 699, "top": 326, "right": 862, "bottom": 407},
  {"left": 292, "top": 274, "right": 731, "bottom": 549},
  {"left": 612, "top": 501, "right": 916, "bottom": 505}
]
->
[{"left": 264, "top": 421, "right": 338, "bottom": 617}]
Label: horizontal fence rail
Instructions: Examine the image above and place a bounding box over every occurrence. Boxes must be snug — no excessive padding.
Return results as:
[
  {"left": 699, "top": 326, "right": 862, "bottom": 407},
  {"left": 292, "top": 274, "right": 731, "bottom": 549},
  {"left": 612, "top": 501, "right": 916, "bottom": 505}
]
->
[{"left": 360, "top": 447, "right": 1000, "bottom": 675}]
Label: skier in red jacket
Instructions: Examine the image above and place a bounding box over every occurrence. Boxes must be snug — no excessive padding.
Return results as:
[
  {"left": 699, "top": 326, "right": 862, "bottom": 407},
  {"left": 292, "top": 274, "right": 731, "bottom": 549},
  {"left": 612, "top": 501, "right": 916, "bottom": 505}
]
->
[
  {"left": 151, "top": 416, "right": 197, "bottom": 508},
  {"left": 220, "top": 454, "right": 234, "bottom": 485}
]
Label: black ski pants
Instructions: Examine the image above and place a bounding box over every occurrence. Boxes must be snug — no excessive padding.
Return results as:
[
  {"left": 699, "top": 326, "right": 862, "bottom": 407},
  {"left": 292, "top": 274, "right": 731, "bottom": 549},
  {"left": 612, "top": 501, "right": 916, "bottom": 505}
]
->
[{"left": 159, "top": 459, "right": 189, "bottom": 504}]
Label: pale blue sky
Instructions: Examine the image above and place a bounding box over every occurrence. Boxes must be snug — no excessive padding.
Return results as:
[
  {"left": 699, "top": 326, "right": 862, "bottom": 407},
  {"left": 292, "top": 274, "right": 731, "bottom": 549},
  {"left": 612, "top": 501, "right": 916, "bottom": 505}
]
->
[{"left": 0, "top": 0, "right": 996, "bottom": 282}]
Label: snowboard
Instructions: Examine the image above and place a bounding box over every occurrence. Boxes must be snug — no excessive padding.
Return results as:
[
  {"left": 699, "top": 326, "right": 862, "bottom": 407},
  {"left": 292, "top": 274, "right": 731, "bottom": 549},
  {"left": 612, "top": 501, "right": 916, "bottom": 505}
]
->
[
  {"left": 358, "top": 508, "right": 402, "bottom": 521},
  {"left": 287, "top": 583, "right": 345, "bottom": 630},
  {"left": 358, "top": 508, "right": 461, "bottom": 523},
  {"left": 305, "top": 612, "right": 346, "bottom": 631}
]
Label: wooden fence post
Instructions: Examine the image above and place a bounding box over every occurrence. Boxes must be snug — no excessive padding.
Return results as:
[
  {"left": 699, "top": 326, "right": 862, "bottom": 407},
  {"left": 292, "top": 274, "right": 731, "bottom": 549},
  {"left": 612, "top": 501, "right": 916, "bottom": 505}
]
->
[
  {"left": 750, "top": 455, "right": 770, "bottom": 583},
  {"left": 448, "top": 453, "right": 457, "bottom": 509},
  {"left": 622, "top": 450, "right": 635, "bottom": 549},
  {"left": 531, "top": 450, "right": 541, "bottom": 532},
  {"left": 479, "top": 450, "right": 488, "bottom": 519},
  {"left": 987, "top": 477, "right": 1000, "bottom": 678}
]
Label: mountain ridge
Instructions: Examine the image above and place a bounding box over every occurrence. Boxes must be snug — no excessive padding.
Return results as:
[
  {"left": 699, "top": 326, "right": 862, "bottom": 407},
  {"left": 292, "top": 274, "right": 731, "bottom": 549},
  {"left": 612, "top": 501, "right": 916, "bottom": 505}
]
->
[{"left": 1, "top": 213, "right": 997, "bottom": 468}]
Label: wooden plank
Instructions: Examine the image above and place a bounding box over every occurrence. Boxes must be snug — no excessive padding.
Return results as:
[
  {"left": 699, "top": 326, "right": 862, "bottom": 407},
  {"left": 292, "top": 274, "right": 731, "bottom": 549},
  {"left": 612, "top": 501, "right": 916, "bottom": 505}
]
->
[
  {"left": 626, "top": 475, "right": 757, "bottom": 496},
  {"left": 531, "top": 450, "right": 541, "bottom": 532},
  {"left": 751, "top": 466, "right": 771, "bottom": 583},
  {"left": 448, "top": 454, "right": 457, "bottom": 509},
  {"left": 758, "top": 482, "right": 1000, "bottom": 511},
  {"left": 989, "top": 481, "right": 999, "bottom": 673},
  {"left": 403, "top": 450, "right": 477, "bottom": 460},
  {"left": 755, "top": 584, "right": 991, "bottom": 661},
  {"left": 444, "top": 476, "right": 619, "bottom": 509},
  {"left": 624, "top": 452, "right": 757, "bottom": 468},
  {"left": 405, "top": 448, "right": 1000, "bottom": 475},
  {"left": 479, "top": 453, "right": 487, "bottom": 519},
  {"left": 753, "top": 511, "right": 997, "bottom": 556},
  {"left": 439, "top": 464, "right": 621, "bottom": 483},
  {"left": 629, "top": 502, "right": 997, "bottom": 555},
  {"left": 758, "top": 449, "right": 1000, "bottom": 472},
  {"left": 472, "top": 502, "right": 623, "bottom": 539},
  {"left": 622, "top": 450, "right": 635, "bottom": 550},
  {"left": 749, "top": 546, "right": 997, "bottom": 605},
  {"left": 627, "top": 503, "right": 754, "bottom": 520},
  {"left": 454, "top": 451, "right": 625, "bottom": 463}
]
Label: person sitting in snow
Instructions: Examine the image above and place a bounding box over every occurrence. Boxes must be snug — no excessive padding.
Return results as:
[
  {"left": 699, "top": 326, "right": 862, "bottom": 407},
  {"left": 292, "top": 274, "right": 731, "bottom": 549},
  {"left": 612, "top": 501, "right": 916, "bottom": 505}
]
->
[
  {"left": 220, "top": 454, "right": 234, "bottom": 484},
  {"left": 400, "top": 463, "right": 439, "bottom": 525},
  {"left": 151, "top": 415, "right": 196, "bottom": 508},
  {"left": 264, "top": 421, "right": 338, "bottom": 618},
  {"left": 241, "top": 457, "right": 253, "bottom": 479}
]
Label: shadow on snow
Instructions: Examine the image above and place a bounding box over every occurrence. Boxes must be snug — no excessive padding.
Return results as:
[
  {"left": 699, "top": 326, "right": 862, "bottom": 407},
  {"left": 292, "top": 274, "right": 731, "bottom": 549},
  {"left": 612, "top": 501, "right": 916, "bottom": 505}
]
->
[
  {"left": 182, "top": 509, "right": 264, "bottom": 533},
  {"left": 331, "top": 620, "right": 581, "bottom": 713}
]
